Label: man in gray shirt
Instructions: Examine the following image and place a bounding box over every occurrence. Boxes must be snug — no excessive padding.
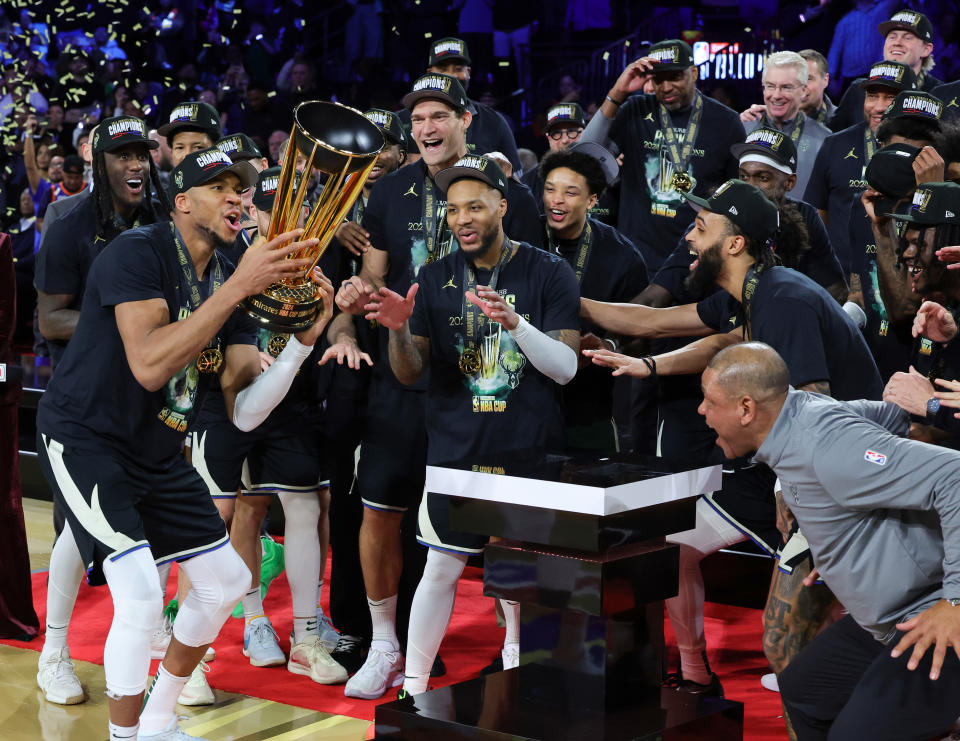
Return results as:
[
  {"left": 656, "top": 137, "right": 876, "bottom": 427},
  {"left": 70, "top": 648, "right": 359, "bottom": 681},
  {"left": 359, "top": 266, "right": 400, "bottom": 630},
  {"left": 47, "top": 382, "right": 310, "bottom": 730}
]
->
[{"left": 700, "top": 341, "right": 960, "bottom": 740}]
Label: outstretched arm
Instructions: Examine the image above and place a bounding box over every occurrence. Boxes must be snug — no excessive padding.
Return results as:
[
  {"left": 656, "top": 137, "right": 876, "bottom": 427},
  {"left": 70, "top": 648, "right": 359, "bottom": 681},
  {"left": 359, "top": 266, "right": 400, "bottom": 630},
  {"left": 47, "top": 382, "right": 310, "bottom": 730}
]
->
[
  {"left": 585, "top": 328, "right": 743, "bottom": 378},
  {"left": 580, "top": 297, "right": 712, "bottom": 339}
]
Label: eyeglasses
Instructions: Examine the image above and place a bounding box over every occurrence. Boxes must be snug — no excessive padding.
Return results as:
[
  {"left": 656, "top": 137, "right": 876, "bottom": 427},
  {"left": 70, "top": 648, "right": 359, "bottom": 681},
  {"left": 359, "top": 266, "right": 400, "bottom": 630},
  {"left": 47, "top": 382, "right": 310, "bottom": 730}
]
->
[
  {"left": 762, "top": 83, "right": 802, "bottom": 94},
  {"left": 548, "top": 127, "right": 583, "bottom": 141}
]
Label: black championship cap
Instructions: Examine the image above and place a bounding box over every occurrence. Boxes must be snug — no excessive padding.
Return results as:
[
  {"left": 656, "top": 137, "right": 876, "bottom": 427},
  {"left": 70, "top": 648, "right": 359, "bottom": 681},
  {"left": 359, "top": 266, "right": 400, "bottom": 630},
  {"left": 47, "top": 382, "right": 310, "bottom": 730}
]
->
[
  {"left": 363, "top": 108, "right": 408, "bottom": 150},
  {"left": 866, "top": 143, "right": 920, "bottom": 216},
  {"left": 568, "top": 141, "right": 620, "bottom": 187},
  {"left": 883, "top": 90, "right": 944, "bottom": 122},
  {"left": 682, "top": 179, "right": 780, "bottom": 245},
  {"left": 647, "top": 39, "right": 694, "bottom": 71},
  {"left": 434, "top": 154, "right": 508, "bottom": 196},
  {"left": 252, "top": 166, "right": 281, "bottom": 211},
  {"left": 217, "top": 133, "right": 263, "bottom": 161},
  {"left": 170, "top": 147, "right": 258, "bottom": 196},
  {"left": 546, "top": 103, "right": 586, "bottom": 132},
  {"left": 730, "top": 127, "right": 798, "bottom": 175},
  {"left": 92, "top": 115, "right": 159, "bottom": 154},
  {"left": 428, "top": 37, "right": 471, "bottom": 67},
  {"left": 158, "top": 101, "right": 223, "bottom": 142},
  {"left": 859, "top": 61, "right": 917, "bottom": 92},
  {"left": 887, "top": 182, "right": 960, "bottom": 225},
  {"left": 402, "top": 73, "right": 469, "bottom": 111},
  {"left": 878, "top": 9, "right": 934, "bottom": 43}
]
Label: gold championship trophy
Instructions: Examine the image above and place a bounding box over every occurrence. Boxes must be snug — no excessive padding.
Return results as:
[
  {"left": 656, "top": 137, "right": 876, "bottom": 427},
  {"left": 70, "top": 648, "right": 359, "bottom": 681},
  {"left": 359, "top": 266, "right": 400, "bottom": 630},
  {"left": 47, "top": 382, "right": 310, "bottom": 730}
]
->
[{"left": 242, "top": 101, "right": 384, "bottom": 332}]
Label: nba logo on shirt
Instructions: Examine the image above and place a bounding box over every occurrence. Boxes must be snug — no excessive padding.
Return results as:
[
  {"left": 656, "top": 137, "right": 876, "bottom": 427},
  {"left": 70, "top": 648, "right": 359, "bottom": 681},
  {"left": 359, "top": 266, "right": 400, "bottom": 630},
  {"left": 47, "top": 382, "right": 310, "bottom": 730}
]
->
[{"left": 864, "top": 450, "right": 887, "bottom": 466}]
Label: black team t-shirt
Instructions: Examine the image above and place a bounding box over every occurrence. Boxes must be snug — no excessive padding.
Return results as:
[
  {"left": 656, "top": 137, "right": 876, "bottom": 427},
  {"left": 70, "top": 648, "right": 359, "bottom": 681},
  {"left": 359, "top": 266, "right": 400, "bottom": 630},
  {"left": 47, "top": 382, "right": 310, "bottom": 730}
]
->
[
  {"left": 696, "top": 266, "right": 883, "bottom": 400},
  {"left": 37, "top": 222, "right": 258, "bottom": 467},
  {"left": 362, "top": 159, "right": 543, "bottom": 389},
  {"left": 549, "top": 217, "right": 648, "bottom": 427},
  {"left": 409, "top": 243, "right": 580, "bottom": 464},
  {"left": 803, "top": 121, "right": 874, "bottom": 275},
  {"left": 607, "top": 92, "right": 744, "bottom": 272}
]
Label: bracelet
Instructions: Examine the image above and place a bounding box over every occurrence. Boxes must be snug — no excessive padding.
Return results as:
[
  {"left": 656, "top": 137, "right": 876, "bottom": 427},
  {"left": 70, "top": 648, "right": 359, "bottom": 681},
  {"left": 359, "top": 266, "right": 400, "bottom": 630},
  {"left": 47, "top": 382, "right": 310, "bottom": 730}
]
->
[
  {"left": 640, "top": 355, "right": 657, "bottom": 378},
  {"left": 605, "top": 337, "right": 618, "bottom": 352},
  {"left": 605, "top": 94, "right": 624, "bottom": 106}
]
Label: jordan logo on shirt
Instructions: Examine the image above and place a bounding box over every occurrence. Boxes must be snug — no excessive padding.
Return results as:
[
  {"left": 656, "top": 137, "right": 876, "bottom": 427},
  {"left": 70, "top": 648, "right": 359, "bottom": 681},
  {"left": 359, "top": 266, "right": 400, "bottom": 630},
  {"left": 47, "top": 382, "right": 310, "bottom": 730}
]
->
[
  {"left": 644, "top": 112, "right": 654, "bottom": 122},
  {"left": 403, "top": 183, "right": 418, "bottom": 197},
  {"left": 948, "top": 97, "right": 959, "bottom": 108},
  {"left": 442, "top": 276, "right": 457, "bottom": 289},
  {"left": 844, "top": 148, "right": 858, "bottom": 159}
]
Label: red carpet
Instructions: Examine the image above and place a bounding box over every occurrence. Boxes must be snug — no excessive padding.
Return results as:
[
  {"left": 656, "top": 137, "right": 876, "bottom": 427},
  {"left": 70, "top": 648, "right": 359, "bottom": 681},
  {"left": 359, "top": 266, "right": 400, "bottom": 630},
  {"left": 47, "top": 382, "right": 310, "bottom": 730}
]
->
[{"left": 7, "top": 562, "right": 788, "bottom": 740}]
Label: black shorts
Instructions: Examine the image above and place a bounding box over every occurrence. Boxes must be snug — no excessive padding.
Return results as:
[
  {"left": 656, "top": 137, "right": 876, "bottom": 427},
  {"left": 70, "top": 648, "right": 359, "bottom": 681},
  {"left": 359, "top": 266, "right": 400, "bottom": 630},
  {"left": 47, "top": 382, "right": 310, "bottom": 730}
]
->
[
  {"left": 37, "top": 432, "right": 229, "bottom": 585},
  {"left": 189, "top": 419, "right": 327, "bottom": 498},
  {"left": 355, "top": 379, "right": 427, "bottom": 512},
  {"left": 416, "top": 491, "right": 488, "bottom": 555}
]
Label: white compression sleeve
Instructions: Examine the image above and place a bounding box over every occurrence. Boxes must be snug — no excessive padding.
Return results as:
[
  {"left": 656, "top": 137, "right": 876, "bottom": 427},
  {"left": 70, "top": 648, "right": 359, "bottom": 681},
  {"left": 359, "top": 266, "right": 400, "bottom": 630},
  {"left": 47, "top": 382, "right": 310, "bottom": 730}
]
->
[
  {"left": 508, "top": 315, "right": 578, "bottom": 385},
  {"left": 232, "top": 336, "right": 313, "bottom": 432}
]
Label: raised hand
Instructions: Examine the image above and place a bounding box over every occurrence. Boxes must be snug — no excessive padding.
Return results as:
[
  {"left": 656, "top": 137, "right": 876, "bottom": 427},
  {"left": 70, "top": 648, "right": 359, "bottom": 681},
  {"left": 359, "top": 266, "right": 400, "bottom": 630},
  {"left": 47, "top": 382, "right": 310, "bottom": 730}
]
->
[
  {"left": 336, "top": 275, "right": 375, "bottom": 315},
  {"left": 231, "top": 228, "right": 317, "bottom": 297},
  {"left": 318, "top": 336, "right": 373, "bottom": 369},
  {"left": 364, "top": 284, "right": 419, "bottom": 330},
  {"left": 611, "top": 57, "right": 660, "bottom": 98},
  {"left": 913, "top": 301, "right": 957, "bottom": 342},
  {"left": 739, "top": 103, "right": 766, "bottom": 123},
  {"left": 582, "top": 347, "right": 653, "bottom": 377},
  {"left": 335, "top": 220, "right": 371, "bottom": 256},
  {"left": 465, "top": 285, "right": 519, "bottom": 330},
  {"left": 295, "top": 267, "right": 335, "bottom": 346}
]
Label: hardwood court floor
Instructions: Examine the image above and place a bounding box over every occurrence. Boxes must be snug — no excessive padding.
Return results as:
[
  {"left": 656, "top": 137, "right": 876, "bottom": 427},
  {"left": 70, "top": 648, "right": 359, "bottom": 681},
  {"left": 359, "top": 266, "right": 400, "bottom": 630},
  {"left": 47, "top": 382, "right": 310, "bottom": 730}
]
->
[{"left": 7, "top": 498, "right": 371, "bottom": 741}]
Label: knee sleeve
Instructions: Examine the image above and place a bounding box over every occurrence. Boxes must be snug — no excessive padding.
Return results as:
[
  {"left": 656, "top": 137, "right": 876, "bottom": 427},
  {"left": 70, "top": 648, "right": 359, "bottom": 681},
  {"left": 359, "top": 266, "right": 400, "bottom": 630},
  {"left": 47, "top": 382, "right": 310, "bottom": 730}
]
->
[
  {"left": 421, "top": 547, "right": 468, "bottom": 590},
  {"left": 405, "top": 549, "right": 468, "bottom": 680},
  {"left": 46, "top": 521, "right": 86, "bottom": 627},
  {"left": 175, "top": 544, "right": 251, "bottom": 647},
  {"left": 102, "top": 549, "right": 164, "bottom": 696},
  {"left": 279, "top": 492, "right": 322, "bottom": 616}
]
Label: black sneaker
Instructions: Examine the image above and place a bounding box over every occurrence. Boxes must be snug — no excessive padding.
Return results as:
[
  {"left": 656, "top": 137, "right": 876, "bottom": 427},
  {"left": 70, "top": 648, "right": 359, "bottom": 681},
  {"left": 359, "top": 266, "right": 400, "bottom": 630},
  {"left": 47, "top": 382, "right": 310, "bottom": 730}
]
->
[
  {"left": 430, "top": 653, "right": 446, "bottom": 677},
  {"left": 479, "top": 655, "right": 503, "bottom": 676},
  {"left": 331, "top": 635, "right": 365, "bottom": 675},
  {"left": 675, "top": 673, "right": 724, "bottom": 698}
]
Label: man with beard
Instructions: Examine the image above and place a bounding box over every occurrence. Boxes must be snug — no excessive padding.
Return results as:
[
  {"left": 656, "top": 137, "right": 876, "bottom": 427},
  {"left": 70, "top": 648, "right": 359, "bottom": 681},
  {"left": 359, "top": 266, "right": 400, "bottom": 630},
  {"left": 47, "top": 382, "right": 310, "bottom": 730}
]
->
[
  {"left": 804, "top": 61, "right": 916, "bottom": 286},
  {"left": 700, "top": 342, "right": 960, "bottom": 741},
  {"left": 580, "top": 39, "right": 744, "bottom": 273},
  {"left": 580, "top": 180, "right": 881, "bottom": 705},
  {"left": 739, "top": 51, "right": 831, "bottom": 198},
  {"left": 539, "top": 145, "right": 648, "bottom": 450},
  {"left": 830, "top": 9, "right": 942, "bottom": 133},
  {"left": 397, "top": 37, "right": 521, "bottom": 173},
  {"left": 36, "top": 148, "right": 334, "bottom": 741},
  {"left": 332, "top": 76, "right": 539, "bottom": 700},
  {"left": 214, "top": 132, "right": 270, "bottom": 266},
  {"left": 359, "top": 155, "right": 580, "bottom": 697}
]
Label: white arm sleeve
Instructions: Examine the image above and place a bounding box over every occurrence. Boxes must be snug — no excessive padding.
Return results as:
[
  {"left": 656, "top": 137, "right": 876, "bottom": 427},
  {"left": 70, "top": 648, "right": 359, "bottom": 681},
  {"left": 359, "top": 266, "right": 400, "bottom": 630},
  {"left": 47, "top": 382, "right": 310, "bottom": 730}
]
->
[
  {"left": 232, "top": 336, "right": 313, "bottom": 432},
  {"left": 508, "top": 315, "right": 578, "bottom": 386}
]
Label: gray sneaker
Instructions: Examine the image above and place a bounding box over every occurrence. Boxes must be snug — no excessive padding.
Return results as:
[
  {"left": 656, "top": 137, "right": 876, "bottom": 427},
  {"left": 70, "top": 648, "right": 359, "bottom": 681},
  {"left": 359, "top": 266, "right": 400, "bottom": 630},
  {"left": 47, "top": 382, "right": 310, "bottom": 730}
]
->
[
  {"left": 36, "top": 647, "right": 85, "bottom": 705},
  {"left": 243, "top": 616, "right": 286, "bottom": 667},
  {"left": 317, "top": 610, "right": 340, "bottom": 652},
  {"left": 344, "top": 647, "right": 404, "bottom": 699}
]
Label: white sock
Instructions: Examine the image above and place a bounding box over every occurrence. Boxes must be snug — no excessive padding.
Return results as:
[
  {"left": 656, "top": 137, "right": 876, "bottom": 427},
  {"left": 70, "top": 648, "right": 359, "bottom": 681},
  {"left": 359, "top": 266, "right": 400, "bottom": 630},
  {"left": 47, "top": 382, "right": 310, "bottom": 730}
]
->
[
  {"left": 139, "top": 664, "right": 189, "bottom": 735},
  {"left": 108, "top": 721, "right": 138, "bottom": 740},
  {"left": 44, "top": 522, "right": 84, "bottom": 655},
  {"left": 501, "top": 599, "right": 520, "bottom": 648},
  {"left": 242, "top": 587, "right": 264, "bottom": 624},
  {"left": 402, "top": 549, "right": 467, "bottom": 695},
  {"left": 368, "top": 594, "right": 399, "bottom": 652},
  {"left": 279, "top": 491, "right": 322, "bottom": 642}
]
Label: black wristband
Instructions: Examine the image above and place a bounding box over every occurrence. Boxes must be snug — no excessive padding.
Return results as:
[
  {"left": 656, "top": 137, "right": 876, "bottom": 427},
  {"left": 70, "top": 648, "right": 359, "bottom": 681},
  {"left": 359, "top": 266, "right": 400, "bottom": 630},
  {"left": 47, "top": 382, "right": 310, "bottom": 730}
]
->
[
  {"left": 605, "top": 94, "right": 624, "bottom": 106},
  {"left": 640, "top": 355, "right": 657, "bottom": 378}
]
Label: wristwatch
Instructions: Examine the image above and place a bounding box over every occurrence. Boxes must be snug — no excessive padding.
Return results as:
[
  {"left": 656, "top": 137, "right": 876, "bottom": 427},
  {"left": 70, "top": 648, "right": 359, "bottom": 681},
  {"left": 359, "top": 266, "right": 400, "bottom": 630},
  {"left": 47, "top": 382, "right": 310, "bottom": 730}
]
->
[
  {"left": 947, "top": 598, "right": 960, "bottom": 607},
  {"left": 927, "top": 397, "right": 941, "bottom": 420}
]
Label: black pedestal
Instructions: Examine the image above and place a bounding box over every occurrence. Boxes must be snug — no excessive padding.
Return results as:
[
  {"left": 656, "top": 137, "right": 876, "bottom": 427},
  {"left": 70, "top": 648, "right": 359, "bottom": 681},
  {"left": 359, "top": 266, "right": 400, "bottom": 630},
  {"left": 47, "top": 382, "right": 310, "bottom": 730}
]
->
[{"left": 375, "top": 666, "right": 744, "bottom": 741}]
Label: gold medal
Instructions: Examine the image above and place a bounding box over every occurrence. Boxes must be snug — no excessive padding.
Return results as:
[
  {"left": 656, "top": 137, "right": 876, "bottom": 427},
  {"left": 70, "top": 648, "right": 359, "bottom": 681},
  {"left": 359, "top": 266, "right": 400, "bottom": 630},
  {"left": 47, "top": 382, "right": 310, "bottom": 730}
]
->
[
  {"left": 267, "top": 334, "right": 289, "bottom": 358},
  {"left": 458, "top": 348, "right": 482, "bottom": 375},
  {"left": 424, "top": 253, "right": 436, "bottom": 265},
  {"left": 670, "top": 170, "right": 693, "bottom": 192},
  {"left": 196, "top": 347, "right": 223, "bottom": 374}
]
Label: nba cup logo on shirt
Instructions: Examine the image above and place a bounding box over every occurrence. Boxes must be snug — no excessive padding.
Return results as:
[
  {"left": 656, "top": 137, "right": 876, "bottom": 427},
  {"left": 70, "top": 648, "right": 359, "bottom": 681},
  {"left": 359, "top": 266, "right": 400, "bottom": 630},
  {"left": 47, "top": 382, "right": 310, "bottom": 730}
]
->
[
  {"left": 107, "top": 118, "right": 145, "bottom": 139},
  {"left": 365, "top": 110, "right": 389, "bottom": 127},
  {"left": 196, "top": 150, "right": 231, "bottom": 170},
  {"left": 649, "top": 46, "right": 680, "bottom": 64},
  {"left": 171, "top": 103, "right": 199, "bottom": 123},
  {"left": 434, "top": 40, "right": 464, "bottom": 58},
  {"left": 900, "top": 96, "right": 943, "bottom": 119},
  {"left": 912, "top": 188, "right": 933, "bottom": 213}
]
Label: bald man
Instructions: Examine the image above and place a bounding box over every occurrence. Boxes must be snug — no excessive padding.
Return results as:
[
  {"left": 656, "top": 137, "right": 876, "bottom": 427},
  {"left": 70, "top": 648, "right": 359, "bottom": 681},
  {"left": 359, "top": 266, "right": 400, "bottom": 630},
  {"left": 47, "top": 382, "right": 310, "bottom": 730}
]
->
[{"left": 701, "top": 342, "right": 960, "bottom": 741}]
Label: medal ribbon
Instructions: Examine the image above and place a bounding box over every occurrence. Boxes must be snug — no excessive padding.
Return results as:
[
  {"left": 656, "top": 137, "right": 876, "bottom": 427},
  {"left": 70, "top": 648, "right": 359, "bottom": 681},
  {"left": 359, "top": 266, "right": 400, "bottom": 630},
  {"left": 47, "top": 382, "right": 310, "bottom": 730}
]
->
[
  {"left": 658, "top": 91, "right": 703, "bottom": 179},
  {"left": 547, "top": 219, "right": 594, "bottom": 285},
  {"left": 423, "top": 175, "right": 453, "bottom": 262},
  {"left": 740, "top": 263, "right": 764, "bottom": 341},
  {"left": 761, "top": 111, "right": 805, "bottom": 144},
  {"left": 170, "top": 222, "right": 224, "bottom": 365},
  {"left": 461, "top": 239, "right": 514, "bottom": 355}
]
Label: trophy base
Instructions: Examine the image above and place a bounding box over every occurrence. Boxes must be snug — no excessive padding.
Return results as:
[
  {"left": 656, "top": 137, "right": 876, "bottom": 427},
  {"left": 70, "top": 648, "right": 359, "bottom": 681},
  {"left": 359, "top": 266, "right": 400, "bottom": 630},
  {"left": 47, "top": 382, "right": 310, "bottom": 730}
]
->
[{"left": 242, "top": 281, "right": 322, "bottom": 334}]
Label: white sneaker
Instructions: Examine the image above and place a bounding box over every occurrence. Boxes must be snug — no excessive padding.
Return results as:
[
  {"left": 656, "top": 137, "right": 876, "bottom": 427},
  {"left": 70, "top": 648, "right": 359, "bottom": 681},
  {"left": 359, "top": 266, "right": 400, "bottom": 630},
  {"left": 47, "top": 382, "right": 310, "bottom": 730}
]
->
[
  {"left": 243, "top": 617, "right": 285, "bottom": 667},
  {"left": 36, "top": 647, "right": 85, "bottom": 705},
  {"left": 138, "top": 714, "right": 210, "bottom": 740},
  {"left": 502, "top": 643, "right": 520, "bottom": 670},
  {"left": 150, "top": 614, "right": 215, "bottom": 661},
  {"left": 288, "top": 635, "right": 348, "bottom": 685},
  {"left": 176, "top": 662, "right": 215, "bottom": 706},
  {"left": 317, "top": 610, "right": 340, "bottom": 652},
  {"left": 344, "top": 647, "right": 404, "bottom": 699},
  {"left": 760, "top": 672, "right": 780, "bottom": 692}
]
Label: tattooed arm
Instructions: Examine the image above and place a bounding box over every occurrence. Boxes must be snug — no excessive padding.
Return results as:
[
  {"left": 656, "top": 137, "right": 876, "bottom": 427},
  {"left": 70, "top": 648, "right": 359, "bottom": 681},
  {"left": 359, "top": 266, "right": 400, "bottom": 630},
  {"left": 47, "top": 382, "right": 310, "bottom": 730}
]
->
[
  {"left": 798, "top": 380, "right": 831, "bottom": 396},
  {"left": 388, "top": 326, "right": 431, "bottom": 386}
]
